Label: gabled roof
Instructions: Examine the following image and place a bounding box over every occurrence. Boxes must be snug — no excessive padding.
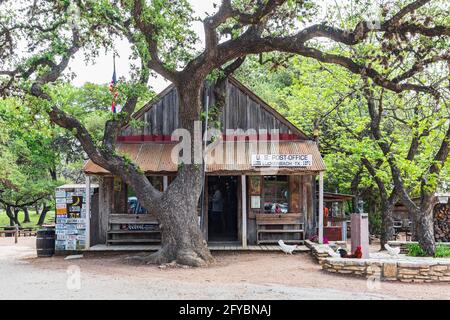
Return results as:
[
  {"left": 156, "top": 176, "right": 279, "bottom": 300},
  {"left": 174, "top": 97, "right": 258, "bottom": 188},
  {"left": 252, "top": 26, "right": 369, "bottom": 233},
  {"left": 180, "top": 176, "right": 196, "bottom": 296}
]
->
[{"left": 122, "top": 75, "right": 310, "bottom": 140}]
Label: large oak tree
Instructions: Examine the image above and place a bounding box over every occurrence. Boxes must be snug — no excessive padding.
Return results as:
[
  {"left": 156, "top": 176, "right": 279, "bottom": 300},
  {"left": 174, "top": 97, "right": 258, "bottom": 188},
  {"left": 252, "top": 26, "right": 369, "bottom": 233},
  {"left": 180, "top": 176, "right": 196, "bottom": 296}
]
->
[{"left": 0, "top": 0, "right": 448, "bottom": 265}]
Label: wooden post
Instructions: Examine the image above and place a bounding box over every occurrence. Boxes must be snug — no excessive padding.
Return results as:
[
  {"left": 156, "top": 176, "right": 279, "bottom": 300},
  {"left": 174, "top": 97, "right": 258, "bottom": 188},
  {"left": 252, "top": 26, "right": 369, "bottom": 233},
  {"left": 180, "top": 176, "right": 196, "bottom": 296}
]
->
[
  {"left": 85, "top": 175, "right": 91, "bottom": 250},
  {"left": 241, "top": 175, "right": 247, "bottom": 249},
  {"left": 318, "top": 171, "right": 324, "bottom": 244},
  {"left": 342, "top": 221, "right": 347, "bottom": 241},
  {"left": 14, "top": 224, "right": 18, "bottom": 244},
  {"left": 163, "top": 176, "right": 168, "bottom": 191}
]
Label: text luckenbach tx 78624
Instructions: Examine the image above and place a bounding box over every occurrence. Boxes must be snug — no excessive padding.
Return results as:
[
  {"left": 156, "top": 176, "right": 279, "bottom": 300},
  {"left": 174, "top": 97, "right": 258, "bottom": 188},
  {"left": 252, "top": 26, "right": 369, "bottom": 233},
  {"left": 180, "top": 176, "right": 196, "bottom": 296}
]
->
[{"left": 251, "top": 154, "right": 313, "bottom": 167}]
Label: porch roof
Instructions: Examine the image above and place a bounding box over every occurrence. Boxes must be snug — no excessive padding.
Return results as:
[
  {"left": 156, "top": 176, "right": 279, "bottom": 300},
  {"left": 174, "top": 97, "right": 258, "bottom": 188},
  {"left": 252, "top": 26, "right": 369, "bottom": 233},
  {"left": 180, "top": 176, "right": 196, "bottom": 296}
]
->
[{"left": 83, "top": 140, "right": 326, "bottom": 175}]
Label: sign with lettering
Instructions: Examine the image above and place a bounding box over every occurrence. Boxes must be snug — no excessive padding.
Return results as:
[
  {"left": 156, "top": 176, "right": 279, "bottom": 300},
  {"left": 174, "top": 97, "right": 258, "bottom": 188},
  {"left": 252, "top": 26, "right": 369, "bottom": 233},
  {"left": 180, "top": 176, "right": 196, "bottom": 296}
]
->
[
  {"left": 55, "top": 186, "right": 94, "bottom": 251},
  {"left": 251, "top": 154, "right": 313, "bottom": 167}
]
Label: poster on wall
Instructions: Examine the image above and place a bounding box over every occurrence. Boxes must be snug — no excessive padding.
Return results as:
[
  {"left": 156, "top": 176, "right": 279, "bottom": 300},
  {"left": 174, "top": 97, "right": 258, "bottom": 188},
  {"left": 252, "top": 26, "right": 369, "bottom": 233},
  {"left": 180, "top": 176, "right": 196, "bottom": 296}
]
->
[
  {"left": 251, "top": 196, "right": 261, "bottom": 209},
  {"left": 55, "top": 185, "right": 93, "bottom": 252},
  {"left": 249, "top": 176, "right": 261, "bottom": 195}
]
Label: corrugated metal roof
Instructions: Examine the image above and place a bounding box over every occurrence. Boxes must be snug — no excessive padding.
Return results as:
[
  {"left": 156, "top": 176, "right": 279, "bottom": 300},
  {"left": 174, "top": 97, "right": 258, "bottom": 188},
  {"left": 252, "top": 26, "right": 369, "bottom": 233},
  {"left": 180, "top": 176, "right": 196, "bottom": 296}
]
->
[{"left": 84, "top": 140, "right": 326, "bottom": 175}]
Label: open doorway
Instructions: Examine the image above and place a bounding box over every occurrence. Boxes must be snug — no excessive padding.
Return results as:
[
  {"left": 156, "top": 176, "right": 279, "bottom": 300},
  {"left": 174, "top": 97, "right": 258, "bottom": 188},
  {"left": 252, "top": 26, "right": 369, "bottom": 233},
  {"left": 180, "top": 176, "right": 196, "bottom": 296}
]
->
[{"left": 207, "top": 176, "right": 238, "bottom": 242}]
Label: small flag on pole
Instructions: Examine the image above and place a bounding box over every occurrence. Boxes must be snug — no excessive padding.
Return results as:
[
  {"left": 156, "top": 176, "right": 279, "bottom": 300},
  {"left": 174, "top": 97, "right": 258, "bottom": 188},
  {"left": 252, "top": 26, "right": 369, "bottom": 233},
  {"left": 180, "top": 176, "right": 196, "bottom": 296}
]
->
[{"left": 109, "top": 54, "right": 119, "bottom": 113}]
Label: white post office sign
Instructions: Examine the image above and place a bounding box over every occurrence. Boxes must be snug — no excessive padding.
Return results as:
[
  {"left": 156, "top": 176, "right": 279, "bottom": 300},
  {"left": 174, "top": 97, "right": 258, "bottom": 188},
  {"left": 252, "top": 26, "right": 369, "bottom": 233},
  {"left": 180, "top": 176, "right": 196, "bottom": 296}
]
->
[{"left": 251, "top": 154, "right": 313, "bottom": 167}]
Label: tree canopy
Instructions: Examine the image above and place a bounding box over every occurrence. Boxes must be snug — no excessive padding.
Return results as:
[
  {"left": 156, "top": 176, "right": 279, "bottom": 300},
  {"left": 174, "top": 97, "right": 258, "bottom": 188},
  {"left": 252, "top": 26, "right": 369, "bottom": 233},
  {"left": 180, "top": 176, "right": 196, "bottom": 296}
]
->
[{"left": 0, "top": 0, "right": 449, "bottom": 262}]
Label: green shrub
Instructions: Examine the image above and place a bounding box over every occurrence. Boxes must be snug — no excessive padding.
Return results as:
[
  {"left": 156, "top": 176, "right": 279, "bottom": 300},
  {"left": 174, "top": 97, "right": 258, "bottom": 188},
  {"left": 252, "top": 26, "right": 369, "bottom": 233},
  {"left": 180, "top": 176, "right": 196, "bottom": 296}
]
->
[
  {"left": 407, "top": 243, "right": 426, "bottom": 257},
  {"left": 434, "top": 243, "right": 450, "bottom": 258}
]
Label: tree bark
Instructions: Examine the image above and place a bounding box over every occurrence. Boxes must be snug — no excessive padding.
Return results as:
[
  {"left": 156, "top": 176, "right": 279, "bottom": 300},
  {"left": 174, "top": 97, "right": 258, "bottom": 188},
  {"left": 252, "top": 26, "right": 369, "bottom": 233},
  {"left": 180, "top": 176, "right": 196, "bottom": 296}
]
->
[
  {"left": 13, "top": 207, "right": 20, "bottom": 225},
  {"left": 129, "top": 82, "right": 213, "bottom": 267},
  {"left": 137, "top": 166, "right": 213, "bottom": 266},
  {"left": 5, "top": 205, "right": 20, "bottom": 226},
  {"left": 22, "top": 207, "right": 30, "bottom": 223},
  {"left": 37, "top": 205, "right": 50, "bottom": 226},
  {"left": 380, "top": 200, "right": 395, "bottom": 249},
  {"left": 415, "top": 203, "right": 436, "bottom": 255}
]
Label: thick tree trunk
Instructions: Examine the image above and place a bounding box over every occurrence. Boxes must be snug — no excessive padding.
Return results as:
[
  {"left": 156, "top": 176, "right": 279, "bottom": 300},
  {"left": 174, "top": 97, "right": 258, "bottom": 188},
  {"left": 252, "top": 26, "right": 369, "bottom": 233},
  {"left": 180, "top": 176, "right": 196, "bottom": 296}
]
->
[
  {"left": 22, "top": 207, "right": 30, "bottom": 223},
  {"left": 37, "top": 205, "right": 50, "bottom": 226},
  {"left": 140, "top": 166, "right": 213, "bottom": 266},
  {"left": 380, "top": 201, "right": 395, "bottom": 250},
  {"left": 5, "top": 206, "right": 20, "bottom": 226},
  {"left": 13, "top": 208, "right": 20, "bottom": 225},
  {"left": 132, "top": 165, "right": 213, "bottom": 266},
  {"left": 128, "top": 81, "right": 213, "bottom": 267},
  {"left": 410, "top": 210, "right": 419, "bottom": 241},
  {"left": 415, "top": 204, "right": 436, "bottom": 256}
]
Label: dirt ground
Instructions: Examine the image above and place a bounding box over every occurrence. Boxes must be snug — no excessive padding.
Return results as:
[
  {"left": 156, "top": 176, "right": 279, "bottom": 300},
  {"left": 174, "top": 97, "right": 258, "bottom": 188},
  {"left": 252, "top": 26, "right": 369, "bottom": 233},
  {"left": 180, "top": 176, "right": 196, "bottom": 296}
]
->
[{"left": 1, "top": 237, "right": 449, "bottom": 300}]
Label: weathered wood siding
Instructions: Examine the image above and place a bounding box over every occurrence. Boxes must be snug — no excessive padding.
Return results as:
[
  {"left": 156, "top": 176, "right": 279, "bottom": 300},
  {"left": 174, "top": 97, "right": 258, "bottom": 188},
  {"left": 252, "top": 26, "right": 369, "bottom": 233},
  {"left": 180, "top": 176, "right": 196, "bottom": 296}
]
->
[
  {"left": 121, "top": 79, "right": 297, "bottom": 137},
  {"left": 97, "top": 177, "right": 114, "bottom": 245}
]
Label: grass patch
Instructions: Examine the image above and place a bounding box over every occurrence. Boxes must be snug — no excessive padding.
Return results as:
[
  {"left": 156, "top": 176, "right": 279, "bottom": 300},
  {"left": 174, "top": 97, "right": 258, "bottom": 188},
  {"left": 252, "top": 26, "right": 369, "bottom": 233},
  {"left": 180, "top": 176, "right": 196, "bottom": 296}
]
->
[
  {"left": 407, "top": 242, "right": 450, "bottom": 258},
  {"left": 435, "top": 243, "right": 450, "bottom": 258},
  {"left": 0, "top": 209, "right": 55, "bottom": 229},
  {"left": 406, "top": 243, "right": 426, "bottom": 257}
]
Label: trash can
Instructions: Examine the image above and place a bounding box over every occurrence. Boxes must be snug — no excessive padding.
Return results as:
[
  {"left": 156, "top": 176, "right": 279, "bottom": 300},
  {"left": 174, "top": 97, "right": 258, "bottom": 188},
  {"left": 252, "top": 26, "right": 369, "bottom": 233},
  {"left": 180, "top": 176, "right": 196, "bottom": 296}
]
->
[{"left": 36, "top": 227, "right": 55, "bottom": 257}]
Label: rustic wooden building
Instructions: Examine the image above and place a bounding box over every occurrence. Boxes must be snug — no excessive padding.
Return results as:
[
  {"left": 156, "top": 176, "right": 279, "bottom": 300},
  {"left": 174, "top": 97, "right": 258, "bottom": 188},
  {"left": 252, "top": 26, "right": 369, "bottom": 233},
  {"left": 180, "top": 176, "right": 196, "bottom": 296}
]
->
[{"left": 83, "top": 77, "right": 326, "bottom": 249}]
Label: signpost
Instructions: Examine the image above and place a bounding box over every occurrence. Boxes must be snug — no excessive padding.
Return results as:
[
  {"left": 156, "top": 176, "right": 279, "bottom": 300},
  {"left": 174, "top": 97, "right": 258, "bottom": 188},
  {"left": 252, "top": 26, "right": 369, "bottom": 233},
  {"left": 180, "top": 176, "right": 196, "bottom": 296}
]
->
[{"left": 251, "top": 154, "right": 313, "bottom": 167}]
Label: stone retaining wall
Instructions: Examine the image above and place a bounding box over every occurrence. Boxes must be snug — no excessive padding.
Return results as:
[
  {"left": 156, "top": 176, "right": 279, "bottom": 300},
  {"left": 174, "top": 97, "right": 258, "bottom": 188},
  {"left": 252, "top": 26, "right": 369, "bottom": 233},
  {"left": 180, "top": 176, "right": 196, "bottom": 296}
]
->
[
  {"left": 322, "top": 257, "right": 450, "bottom": 283},
  {"left": 305, "top": 240, "right": 331, "bottom": 264},
  {"left": 305, "top": 240, "right": 347, "bottom": 265}
]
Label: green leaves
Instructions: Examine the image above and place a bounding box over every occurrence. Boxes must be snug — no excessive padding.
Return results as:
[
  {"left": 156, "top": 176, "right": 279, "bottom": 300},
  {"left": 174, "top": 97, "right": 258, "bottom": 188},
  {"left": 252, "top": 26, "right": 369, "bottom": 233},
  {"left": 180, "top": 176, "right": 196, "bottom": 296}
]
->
[{"left": 0, "top": 97, "right": 60, "bottom": 206}]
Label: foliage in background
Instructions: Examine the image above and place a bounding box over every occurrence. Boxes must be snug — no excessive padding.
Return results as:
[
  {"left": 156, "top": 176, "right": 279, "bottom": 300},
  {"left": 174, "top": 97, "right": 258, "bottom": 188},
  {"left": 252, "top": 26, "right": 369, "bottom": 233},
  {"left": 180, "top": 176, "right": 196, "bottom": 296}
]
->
[{"left": 0, "top": 82, "right": 143, "bottom": 223}]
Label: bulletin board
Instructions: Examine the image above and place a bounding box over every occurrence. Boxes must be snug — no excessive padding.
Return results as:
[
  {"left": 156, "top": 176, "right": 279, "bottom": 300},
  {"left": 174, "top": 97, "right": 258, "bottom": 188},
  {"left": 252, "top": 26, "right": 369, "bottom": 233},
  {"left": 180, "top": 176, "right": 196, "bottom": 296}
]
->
[{"left": 55, "top": 186, "right": 92, "bottom": 251}]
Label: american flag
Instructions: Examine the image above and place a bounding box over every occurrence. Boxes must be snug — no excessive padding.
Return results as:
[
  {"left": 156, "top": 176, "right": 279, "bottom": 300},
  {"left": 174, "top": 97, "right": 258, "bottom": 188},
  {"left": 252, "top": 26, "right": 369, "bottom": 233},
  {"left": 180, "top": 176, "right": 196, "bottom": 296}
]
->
[{"left": 109, "top": 54, "right": 118, "bottom": 113}]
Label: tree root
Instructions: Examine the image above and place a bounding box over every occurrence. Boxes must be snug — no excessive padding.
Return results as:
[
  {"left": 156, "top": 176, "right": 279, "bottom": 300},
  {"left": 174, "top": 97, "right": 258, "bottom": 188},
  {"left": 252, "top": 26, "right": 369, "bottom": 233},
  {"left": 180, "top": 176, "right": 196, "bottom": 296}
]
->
[
  {"left": 176, "top": 249, "right": 208, "bottom": 267},
  {"left": 124, "top": 250, "right": 171, "bottom": 265},
  {"left": 123, "top": 247, "right": 214, "bottom": 267}
]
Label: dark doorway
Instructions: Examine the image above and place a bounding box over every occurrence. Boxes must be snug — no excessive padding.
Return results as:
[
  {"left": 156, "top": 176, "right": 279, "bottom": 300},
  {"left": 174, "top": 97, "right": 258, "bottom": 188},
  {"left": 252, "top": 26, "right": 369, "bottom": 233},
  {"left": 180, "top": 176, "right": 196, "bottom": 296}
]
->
[{"left": 207, "top": 176, "right": 238, "bottom": 242}]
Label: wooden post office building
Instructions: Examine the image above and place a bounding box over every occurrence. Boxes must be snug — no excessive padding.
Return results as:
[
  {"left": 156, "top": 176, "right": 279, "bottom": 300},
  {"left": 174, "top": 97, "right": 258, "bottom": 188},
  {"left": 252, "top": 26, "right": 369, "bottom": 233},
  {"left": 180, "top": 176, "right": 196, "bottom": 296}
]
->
[{"left": 84, "top": 77, "right": 326, "bottom": 250}]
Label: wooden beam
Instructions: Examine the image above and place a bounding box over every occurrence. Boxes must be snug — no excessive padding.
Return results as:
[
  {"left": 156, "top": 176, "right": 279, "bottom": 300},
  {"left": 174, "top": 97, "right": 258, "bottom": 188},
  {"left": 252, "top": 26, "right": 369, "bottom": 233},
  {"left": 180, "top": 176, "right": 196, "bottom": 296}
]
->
[
  {"left": 85, "top": 175, "right": 91, "bottom": 249},
  {"left": 319, "top": 171, "right": 324, "bottom": 244},
  {"left": 163, "top": 176, "right": 168, "bottom": 191},
  {"left": 241, "top": 175, "right": 248, "bottom": 248}
]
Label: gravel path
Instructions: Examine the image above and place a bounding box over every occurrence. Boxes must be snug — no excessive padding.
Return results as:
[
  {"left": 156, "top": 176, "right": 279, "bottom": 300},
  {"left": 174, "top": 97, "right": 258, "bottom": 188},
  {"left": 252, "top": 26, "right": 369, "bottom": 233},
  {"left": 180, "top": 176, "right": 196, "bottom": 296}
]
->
[{"left": 0, "top": 238, "right": 447, "bottom": 300}]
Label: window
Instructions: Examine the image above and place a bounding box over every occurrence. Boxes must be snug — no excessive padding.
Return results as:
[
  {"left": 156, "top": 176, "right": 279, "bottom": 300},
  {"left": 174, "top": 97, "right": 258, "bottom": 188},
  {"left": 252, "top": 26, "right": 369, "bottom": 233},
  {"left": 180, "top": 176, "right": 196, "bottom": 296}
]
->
[
  {"left": 126, "top": 176, "right": 164, "bottom": 214},
  {"left": 262, "top": 176, "right": 289, "bottom": 213}
]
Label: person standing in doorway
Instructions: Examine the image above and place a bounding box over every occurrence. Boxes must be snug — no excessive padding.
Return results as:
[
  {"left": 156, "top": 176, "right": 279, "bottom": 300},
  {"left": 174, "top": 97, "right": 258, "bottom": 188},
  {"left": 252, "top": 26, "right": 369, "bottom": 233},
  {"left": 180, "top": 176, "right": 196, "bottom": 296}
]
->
[{"left": 211, "top": 184, "right": 224, "bottom": 234}]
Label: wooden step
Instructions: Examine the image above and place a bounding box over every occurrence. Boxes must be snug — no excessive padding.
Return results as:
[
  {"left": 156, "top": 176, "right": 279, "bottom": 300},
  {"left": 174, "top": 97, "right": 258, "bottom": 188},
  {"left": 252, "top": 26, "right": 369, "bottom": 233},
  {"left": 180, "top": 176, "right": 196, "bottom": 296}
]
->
[
  {"left": 257, "top": 222, "right": 303, "bottom": 226},
  {"left": 107, "top": 230, "right": 160, "bottom": 234},
  {"left": 257, "top": 240, "right": 304, "bottom": 244},
  {"left": 109, "top": 214, "right": 159, "bottom": 225},
  {"left": 257, "top": 229, "right": 304, "bottom": 233},
  {"left": 107, "top": 239, "right": 161, "bottom": 244}
]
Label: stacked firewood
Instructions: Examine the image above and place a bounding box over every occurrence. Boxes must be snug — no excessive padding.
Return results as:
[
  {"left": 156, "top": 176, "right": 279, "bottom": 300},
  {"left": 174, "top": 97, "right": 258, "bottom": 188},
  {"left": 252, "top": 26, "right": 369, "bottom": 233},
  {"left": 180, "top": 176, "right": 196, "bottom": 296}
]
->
[{"left": 434, "top": 204, "right": 450, "bottom": 242}]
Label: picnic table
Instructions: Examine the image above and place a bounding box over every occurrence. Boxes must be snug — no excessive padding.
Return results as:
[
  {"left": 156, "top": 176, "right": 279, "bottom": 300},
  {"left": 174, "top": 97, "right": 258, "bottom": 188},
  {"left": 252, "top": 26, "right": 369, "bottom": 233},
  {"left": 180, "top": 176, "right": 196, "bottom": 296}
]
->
[{"left": 0, "top": 225, "right": 37, "bottom": 243}]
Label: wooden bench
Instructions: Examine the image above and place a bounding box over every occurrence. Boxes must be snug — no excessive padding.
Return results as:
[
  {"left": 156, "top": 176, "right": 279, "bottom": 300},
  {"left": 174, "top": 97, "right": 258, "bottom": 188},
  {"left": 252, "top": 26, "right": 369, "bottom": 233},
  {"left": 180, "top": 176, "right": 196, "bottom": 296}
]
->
[
  {"left": 18, "top": 228, "right": 36, "bottom": 237},
  {"left": 107, "top": 214, "right": 161, "bottom": 245},
  {"left": 0, "top": 226, "right": 19, "bottom": 243},
  {"left": 256, "top": 214, "right": 304, "bottom": 244}
]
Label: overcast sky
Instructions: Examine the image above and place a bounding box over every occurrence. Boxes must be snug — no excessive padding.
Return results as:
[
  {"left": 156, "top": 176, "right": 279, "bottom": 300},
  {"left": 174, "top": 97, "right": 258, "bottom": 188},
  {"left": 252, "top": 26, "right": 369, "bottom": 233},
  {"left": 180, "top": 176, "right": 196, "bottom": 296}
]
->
[
  {"left": 70, "top": 0, "right": 217, "bottom": 93},
  {"left": 68, "top": 0, "right": 346, "bottom": 93}
]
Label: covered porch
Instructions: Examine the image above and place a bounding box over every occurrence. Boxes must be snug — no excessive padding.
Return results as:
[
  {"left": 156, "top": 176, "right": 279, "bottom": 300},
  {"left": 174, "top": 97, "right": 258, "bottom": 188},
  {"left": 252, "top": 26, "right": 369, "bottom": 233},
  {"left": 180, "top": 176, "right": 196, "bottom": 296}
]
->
[{"left": 83, "top": 140, "right": 327, "bottom": 250}]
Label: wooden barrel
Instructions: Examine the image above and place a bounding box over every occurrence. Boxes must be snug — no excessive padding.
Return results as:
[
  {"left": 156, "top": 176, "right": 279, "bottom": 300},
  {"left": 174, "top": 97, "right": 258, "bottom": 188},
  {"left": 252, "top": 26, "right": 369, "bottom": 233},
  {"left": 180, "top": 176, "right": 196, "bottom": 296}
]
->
[{"left": 36, "top": 227, "right": 55, "bottom": 257}]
